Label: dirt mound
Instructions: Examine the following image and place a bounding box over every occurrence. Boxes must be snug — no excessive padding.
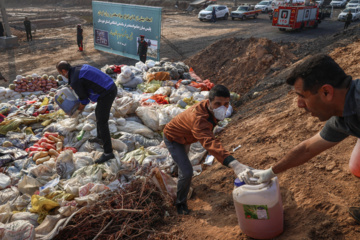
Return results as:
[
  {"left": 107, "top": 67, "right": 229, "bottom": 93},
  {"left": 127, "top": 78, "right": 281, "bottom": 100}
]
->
[
  {"left": 184, "top": 37, "right": 298, "bottom": 95},
  {"left": 330, "top": 39, "right": 360, "bottom": 79}
]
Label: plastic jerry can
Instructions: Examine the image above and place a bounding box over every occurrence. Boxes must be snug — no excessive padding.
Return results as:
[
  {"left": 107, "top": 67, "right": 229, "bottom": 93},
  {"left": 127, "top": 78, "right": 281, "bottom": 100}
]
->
[
  {"left": 233, "top": 177, "right": 284, "bottom": 239},
  {"left": 54, "top": 87, "right": 80, "bottom": 116}
]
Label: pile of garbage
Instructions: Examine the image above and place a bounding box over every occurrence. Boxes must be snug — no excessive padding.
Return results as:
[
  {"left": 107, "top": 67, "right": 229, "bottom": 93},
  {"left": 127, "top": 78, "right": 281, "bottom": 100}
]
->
[{"left": 0, "top": 59, "right": 237, "bottom": 239}]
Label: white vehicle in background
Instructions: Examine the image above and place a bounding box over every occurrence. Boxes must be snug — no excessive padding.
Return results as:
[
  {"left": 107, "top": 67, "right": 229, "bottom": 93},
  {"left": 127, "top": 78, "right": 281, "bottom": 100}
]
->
[
  {"left": 198, "top": 5, "right": 230, "bottom": 21},
  {"left": 316, "top": 0, "right": 324, "bottom": 6},
  {"left": 346, "top": 0, "right": 360, "bottom": 8},
  {"left": 255, "top": 1, "right": 273, "bottom": 12},
  {"left": 330, "top": 0, "right": 347, "bottom": 8},
  {"left": 338, "top": 7, "right": 360, "bottom": 21}
]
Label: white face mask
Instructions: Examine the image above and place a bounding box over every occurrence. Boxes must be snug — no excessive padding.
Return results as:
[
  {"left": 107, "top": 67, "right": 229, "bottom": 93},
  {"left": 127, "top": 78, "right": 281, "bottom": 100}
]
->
[{"left": 213, "top": 105, "right": 227, "bottom": 121}]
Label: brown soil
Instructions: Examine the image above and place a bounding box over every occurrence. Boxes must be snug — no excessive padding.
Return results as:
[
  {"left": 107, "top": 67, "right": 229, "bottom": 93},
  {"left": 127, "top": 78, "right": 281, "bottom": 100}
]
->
[
  {"left": 158, "top": 35, "right": 360, "bottom": 240},
  {"left": 185, "top": 37, "right": 298, "bottom": 95}
]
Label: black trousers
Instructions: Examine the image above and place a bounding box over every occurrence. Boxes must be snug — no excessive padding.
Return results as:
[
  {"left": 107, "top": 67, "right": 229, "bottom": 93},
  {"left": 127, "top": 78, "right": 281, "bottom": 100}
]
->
[
  {"left": 95, "top": 86, "right": 117, "bottom": 154},
  {"left": 164, "top": 135, "right": 192, "bottom": 205},
  {"left": 344, "top": 21, "right": 351, "bottom": 29},
  {"left": 140, "top": 54, "right": 147, "bottom": 63},
  {"left": 77, "top": 37, "right": 83, "bottom": 48},
  {"left": 26, "top": 29, "right": 32, "bottom": 41}
]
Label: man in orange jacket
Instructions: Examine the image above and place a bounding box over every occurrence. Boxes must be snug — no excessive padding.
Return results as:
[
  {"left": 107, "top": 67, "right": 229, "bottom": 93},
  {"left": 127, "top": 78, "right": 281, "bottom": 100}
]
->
[{"left": 163, "top": 84, "right": 249, "bottom": 215}]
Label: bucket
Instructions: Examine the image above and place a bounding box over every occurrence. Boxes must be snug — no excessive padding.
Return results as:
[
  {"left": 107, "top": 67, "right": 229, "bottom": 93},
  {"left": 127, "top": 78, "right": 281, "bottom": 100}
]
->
[
  {"left": 233, "top": 177, "right": 284, "bottom": 239},
  {"left": 54, "top": 87, "right": 80, "bottom": 116}
]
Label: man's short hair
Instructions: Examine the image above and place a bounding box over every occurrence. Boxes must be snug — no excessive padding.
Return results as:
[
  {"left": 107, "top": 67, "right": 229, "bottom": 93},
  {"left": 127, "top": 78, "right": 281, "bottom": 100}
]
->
[
  {"left": 56, "top": 61, "right": 71, "bottom": 72},
  {"left": 209, "top": 85, "right": 230, "bottom": 101},
  {"left": 286, "top": 54, "right": 351, "bottom": 94}
]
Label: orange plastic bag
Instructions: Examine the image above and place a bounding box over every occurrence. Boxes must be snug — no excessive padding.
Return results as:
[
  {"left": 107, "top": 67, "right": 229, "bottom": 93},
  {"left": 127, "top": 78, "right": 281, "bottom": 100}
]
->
[
  {"left": 189, "top": 67, "right": 203, "bottom": 83},
  {"left": 146, "top": 72, "right": 171, "bottom": 83}
]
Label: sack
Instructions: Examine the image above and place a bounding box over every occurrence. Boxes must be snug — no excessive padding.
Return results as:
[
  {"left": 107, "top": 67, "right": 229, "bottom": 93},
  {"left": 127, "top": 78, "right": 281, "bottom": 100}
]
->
[
  {"left": 0, "top": 173, "right": 11, "bottom": 190},
  {"left": 56, "top": 150, "right": 75, "bottom": 179},
  {"left": 0, "top": 220, "right": 35, "bottom": 240},
  {"left": 117, "top": 121, "right": 155, "bottom": 139},
  {"left": 150, "top": 168, "right": 177, "bottom": 201},
  {"left": 135, "top": 106, "right": 161, "bottom": 132}
]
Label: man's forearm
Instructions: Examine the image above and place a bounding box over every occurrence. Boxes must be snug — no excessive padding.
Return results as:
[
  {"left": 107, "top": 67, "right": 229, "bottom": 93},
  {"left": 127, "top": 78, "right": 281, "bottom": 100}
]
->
[
  {"left": 272, "top": 133, "right": 338, "bottom": 174},
  {"left": 272, "top": 142, "right": 315, "bottom": 174}
]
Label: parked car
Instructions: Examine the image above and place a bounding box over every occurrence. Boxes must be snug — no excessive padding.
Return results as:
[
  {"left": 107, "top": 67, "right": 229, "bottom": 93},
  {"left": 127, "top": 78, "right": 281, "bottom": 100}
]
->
[
  {"left": 231, "top": 5, "right": 262, "bottom": 20},
  {"left": 330, "top": 0, "right": 347, "bottom": 8},
  {"left": 346, "top": 0, "right": 360, "bottom": 8},
  {"left": 338, "top": 7, "right": 360, "bottom": 21},
  {"left": 316, "top": 0, "right": 324, "bottom": 6},
  {"left": 198, "top": 4, "right": 229, "bottom": 21},
  {"left": 255, "top": 1, "right": 273, "bottom": 12}
]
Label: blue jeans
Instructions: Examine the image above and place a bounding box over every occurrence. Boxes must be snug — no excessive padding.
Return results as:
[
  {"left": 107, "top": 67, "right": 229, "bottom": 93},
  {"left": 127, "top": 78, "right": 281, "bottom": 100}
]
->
[{"left": 164, "top": 135, "right": 192, "bottom": 205}]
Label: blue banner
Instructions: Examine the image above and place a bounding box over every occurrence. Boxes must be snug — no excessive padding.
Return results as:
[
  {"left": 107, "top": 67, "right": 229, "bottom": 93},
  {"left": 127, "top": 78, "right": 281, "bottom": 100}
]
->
[{"left": 92, "top": 1, "right": 162, "bottom": 61}]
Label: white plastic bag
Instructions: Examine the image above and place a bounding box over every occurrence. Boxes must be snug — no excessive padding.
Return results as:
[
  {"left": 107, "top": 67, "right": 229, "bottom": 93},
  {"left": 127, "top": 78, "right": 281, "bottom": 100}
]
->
[
  {"left": 0, "top": 202, "right": 12, "bottom": 223},
  {"left": 154, "top": 87, "right": 172, "bottom": 96},
  {"left": 73, "top": 152, "right": 94, "bottom": 170},
  {"left": 18, "top": 175, "right": 42, "bottom": 195},
  {"left": 56, "top": 150, "right": 75, "bottom": 179},
  {"left": 117, "top": 121, "right": 155, "bottom": 138},
  {"left": 111, "top": 139, "right": 128, "bottom": 152},
  {"left": 11, "top": 212, "right": 39, "bottom": 227},
  {"left": 0, "top": 173, "right": 11, "bottom": 189},
  {"left": 116, "top": 118, "right": 126, "bottom": 126},
  {"left": 115, "top": 96, "right": 136, "bottom": 116},
  {"left": 122, "top": 76, "right": 143, "bottom": 88},
  {"left": 135, "top": 106, "right": 161, "bottom": 132},
  {"left": 0, "top": 220, "right": 35, "bottom": 240}
]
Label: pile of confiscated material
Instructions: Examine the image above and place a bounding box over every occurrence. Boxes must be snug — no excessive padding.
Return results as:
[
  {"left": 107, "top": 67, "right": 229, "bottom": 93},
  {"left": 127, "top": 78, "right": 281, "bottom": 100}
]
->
[{"left": 0, "top": 59, "right": 238, "bottom": 239}]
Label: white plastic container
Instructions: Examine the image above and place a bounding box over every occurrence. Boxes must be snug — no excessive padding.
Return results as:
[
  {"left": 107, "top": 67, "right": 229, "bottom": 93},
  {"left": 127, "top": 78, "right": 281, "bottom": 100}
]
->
[
  {"left": 55, "top": 87, "right": 80, "bottom": 116},
  {"left": 233, "top": 177, "right": 284, "bottom": 239}
]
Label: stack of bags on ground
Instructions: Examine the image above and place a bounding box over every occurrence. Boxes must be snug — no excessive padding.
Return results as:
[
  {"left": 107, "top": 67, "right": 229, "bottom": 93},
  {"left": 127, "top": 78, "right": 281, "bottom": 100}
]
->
[{"left": 0, "top": 59, "right": 236, "bottom": 239}]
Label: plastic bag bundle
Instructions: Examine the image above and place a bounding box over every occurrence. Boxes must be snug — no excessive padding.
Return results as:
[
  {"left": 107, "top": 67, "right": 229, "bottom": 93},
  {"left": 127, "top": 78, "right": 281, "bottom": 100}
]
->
[
  {"left": 117, "top": 121, "right": 155, "bottom": 138},
  {"left": 135, "top": 61, "right": 148, "bottom": 72},
  {"left": 135, "top": 106, "right": 161, "bottom": 132},
  {"left": 56, "top": 150, "right": 75, "bottom": 179},
  {"left": 0, "top": 220, "right": 36, "bottom": 240},
  {"left": 0, "top": 187, "right": 20, "bottom": 206}
]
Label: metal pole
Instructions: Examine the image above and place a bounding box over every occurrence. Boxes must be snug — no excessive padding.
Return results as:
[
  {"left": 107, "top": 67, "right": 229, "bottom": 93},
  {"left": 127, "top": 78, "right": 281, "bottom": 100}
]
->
[{"left": 0, "top": 0, "right": 12, "bottom": 37}]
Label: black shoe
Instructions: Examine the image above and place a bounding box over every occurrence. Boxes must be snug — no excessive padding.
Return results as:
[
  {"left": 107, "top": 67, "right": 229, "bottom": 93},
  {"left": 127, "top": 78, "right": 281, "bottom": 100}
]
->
[
  {"left": 182, "top": 203, "right": 190, "bottom": 215},
  {"left": 349, "top": 207, "right": 360, "bottom": 224},
  {"left": 88, "top": 137, "right": 103, "bottom": 145},
  {"left": 95, "top": 153, "right": 114, "bottom": 164},
  {"left": 176, "top": 203, "right": 190, "bottom": 215}
]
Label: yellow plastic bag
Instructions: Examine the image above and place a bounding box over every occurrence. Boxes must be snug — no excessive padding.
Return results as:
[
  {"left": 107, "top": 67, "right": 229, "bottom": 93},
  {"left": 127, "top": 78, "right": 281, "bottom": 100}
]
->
[
  {"left": 183, "top": 97, "right": 198, "bottom": 106},
  {"left": 137, "top": 80, "right": 162, "bottom": 93},
  {"left": 30, "top": 195, "right": 59, "bottom": 212},
  {"left": 40, "top": 97, "right": 49, "bottom": 106},
  {"left": 45, "top": 191, "right": 75, "bottom": 201},
  {"left": 29, "top": 195, "right": 60, "bottom": 223}
]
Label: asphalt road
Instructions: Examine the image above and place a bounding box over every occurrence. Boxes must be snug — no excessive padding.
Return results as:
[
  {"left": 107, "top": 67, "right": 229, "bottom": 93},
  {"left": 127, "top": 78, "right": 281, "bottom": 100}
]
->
[{"left": 161, "top": 6, "right": 352, "bottom": 60}]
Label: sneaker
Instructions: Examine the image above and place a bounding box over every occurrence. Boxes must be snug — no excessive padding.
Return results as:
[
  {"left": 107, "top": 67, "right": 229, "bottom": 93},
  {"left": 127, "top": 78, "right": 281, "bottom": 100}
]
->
[
  {"left": 349, "top": 207, "right": 360, "bottom": 224},
  {"left": 95, "top": 152, "right": 115, "bottom": 164},
  {"left": 88, "top": 137, "right": 103, "bottom": 145}
]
